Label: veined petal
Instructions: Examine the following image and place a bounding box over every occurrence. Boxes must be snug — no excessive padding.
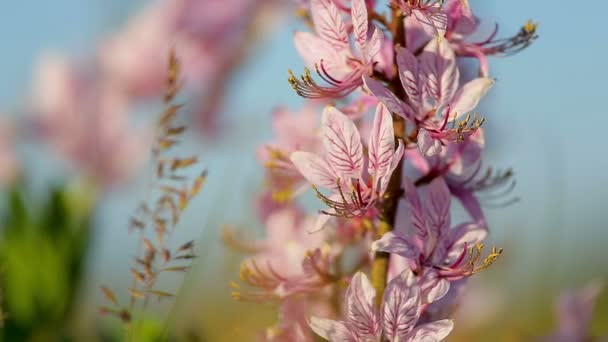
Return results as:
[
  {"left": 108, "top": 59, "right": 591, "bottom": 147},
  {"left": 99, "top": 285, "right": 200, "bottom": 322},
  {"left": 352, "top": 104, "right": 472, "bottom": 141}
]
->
[
  {"left": 321, "top": 106, "right": 364, "bottom": 179},
  {"left": 396, "top": 46, "right": 423, "bottom": 111},
  {"left": 418, "top": 129, "right": 443, "bottom": 158},
  {"left": 351, "top": 0, "right": 368, "bottom": 58},
  {"left": 449, "top": 77, "right": 494, "bottom": 118},
  {"left": 405, "top": 15, "right": 430, "bottom": 53},
  {"left": 382, "top": 268, "right": 421, "bottom": 341},
  {"left": 310, "top": 0, "right": 349, "bottom": 50},
  {"left": 367, "top": 26, "right": 384, "bottom": 61},
  {"left": 451, "top": 188, "right": 486, "bottom": 226},
  {"left": 378, "top": 139, "right": 404, "bottom": 195},
  {"left": 294, "top": 31, "right": 347, "bottom": 78},
  {"left": 412, "top": 7, "right": 448, "bottom": 40},
  {"left": 309, "top": 317, "right": 356, "bottom": 341},
  {"left": 422, "top": 178, "right": 451, "bottom": 238},
  {"left": 404, "top": 179, "right": 428, "bottom": 241},
  {"left": 445, "top": 222, "right": 487, "bottom": 263},
  {"left": 446, "top": 0, "right": 478, "bottom": 36},
  {"left": 363, "top": 75, "right": 415, "bottom": 121},
  {"left": 371, "top": 231, "right": 420, "bottom": 260},
  {"left": 368, "top": 103, "right": 395, "bottom": 180},
  {"left": 409, "top": 319, "right": 454, "bottom": 342},
  {"left": 418, "top": 270, "right": 450, "bottom": 304},
  {"left": 345, "top": 272, "right": 381, "bottom": 339},
  {"left": 420, "top": 39, "right": 459, "bottom": 108},
  {"left": 290, "top": 151, "right": 338, "bottom": 190}
]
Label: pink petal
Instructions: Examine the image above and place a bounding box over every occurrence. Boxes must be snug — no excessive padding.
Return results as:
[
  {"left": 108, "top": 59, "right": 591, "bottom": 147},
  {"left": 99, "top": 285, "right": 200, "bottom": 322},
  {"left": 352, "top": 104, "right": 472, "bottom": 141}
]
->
[
  {"left": 309, "top": 212, "right": 333, "bottom": 233},
  {"left": 418, "top": 270, "right": 450, "bottom": 304},
  {"left": 363, "top": 75, "right": 415, "bottom": 121},
  {"left": 382, "top": 268, "right": 421, "bottom": 340},
  {"left": 422, "top": 178, "right": 451, "bottom": 238},
  {"left": 451, "top": 188, "right": 486, "bottom": 226},
  {"left": 345, "top": 272, "right": 381, "bottom": 339},
  {"left": 418, "top": 128, "right": 443, "bottom": 158},
  {"left": 310, "top": 0, "right": 349, "bottom": 50},
  {"left": 371, "top": 231, "right": 420, "bottom": 260},
  {"left": 450, "top": 77, "right": 494, "bottom": 118},
  {"left": 404, "top": 178, "right": 428, "bottom": 241},
  {"left": 396, "top": 46, "right": 423, "bottom": 110},
  {"left": 420, "top": 39, "right": 459, "bottom": 108},
  {"left": 367, "top": 26, "right": 384, "bottom": 61},
  {"left": 404, "top": 15, "right": 430, "bottom": 53},
  {"left": 309, "top": 317, "right": 356, "bottom": 341},
  {"left": 350, "top": 0, "right": 368, "bottom": 57},
  {"left": 378, "top": 139, "right": 404, "bottom": 195},
  {"left": 321, "top": 106, "right": 364, "bottom": 180},
  {"left": 290, "top": 151, "right": 338, "bottom": 190},
  {"left": 294, "top": 31, "right": 347, "bottom": 79},
  {"left": 413, "top": 7, "right": 448, "bottom": 39},
  {"left": 445, "top": 222, "right": 487, "bottom": 263},
  {"left": 368, "top": 103, "right": 395, "bottom": 180},
  {"left": 409, "top": 319, "right": 454, "bottom": 341},
  {"left": 446, "top": 0, "right": 478, "bottom": 36}
]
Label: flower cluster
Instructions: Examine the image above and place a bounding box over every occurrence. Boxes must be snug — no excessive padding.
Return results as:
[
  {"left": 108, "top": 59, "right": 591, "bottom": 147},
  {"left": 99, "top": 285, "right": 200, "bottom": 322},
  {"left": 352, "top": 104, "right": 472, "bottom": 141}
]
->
[
  {"left": 229, "top": 0, "right": 536, "bottom": 340},
  {"left": 15, "top": 0, "right": 280, "bottom": 188}
]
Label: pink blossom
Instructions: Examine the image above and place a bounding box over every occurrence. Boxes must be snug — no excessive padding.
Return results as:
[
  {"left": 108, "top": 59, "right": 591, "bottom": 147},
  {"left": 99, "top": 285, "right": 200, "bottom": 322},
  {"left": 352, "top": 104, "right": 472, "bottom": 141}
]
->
[
  {"left": 0, "top": 119, "right": 19, "bottom": 186},
  {"left": 290, "top": 104, "right": 404, "bottom": 223},
  {"left": 100, "top": 0, "right": 276, "bottom": 134},
  {"left": 543, "top": 282, "right": 604, "bottom": 342},
  {"left": 290, "top": 0, "right": 385, "bottom": 99},
  {"left": 371, "top": 178, "right": 494, "bottom": 284},
  {"left": 30, "top": 54, "right": 150, "bottom": 186},
  {"left": 233, "top": 207, "right": 334, "bottom": 301},
  {"left": 364, "top": 38, "right": 493, "bottom": 143},
  {"left": 309, "top": 269, "right": 453, "bottom": 341}
]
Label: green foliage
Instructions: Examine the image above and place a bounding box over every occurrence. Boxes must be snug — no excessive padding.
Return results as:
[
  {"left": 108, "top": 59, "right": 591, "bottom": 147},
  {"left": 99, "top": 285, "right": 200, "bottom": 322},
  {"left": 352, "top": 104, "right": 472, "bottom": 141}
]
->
[{"left": 0, "top": 182, "right": 95, "bottom": 341}]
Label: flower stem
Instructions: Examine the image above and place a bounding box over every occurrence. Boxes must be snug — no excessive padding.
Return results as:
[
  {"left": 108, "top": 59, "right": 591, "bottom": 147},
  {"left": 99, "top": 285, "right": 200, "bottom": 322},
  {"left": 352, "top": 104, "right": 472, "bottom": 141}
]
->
[
  {"left": 371, "top": 7, "right": 406, "bottom": 308},
  {"left": 371, "top": 142, "right": 403, "bottom": 307}
]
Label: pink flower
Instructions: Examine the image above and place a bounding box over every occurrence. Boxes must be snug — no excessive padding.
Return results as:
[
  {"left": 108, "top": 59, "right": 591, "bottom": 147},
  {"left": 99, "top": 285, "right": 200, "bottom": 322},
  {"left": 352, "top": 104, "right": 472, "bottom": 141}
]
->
[
  {"left": 257, "top": 105, "right": 322, "bottom": 198},
  {"left": 444, "top": 0, "right": 478, "bottom": 37},
  {"left": 0, "top": 120, "right": 19, "bottom": 186},
  {"left": 364, "top": 38, "right": 493, "bottom": 143},
  {"left": 309, "top": 269, "right": 453, "bottom": 341},
  {"left": 543, "top": 282, "right": 604, "bottom": 342},
  {"left": 232, "top": 207, "right": 334, "bottom": 301},
  {"left": 290, "top": 104, "right": 404, "bottom": 223},
  {"left": 290, "top": 0, "right": 385, "bottom": 99},
  {"left": 371, "top": 178, "right": 498, "bottom": 284},
  {"left": 30, "top": 54, "right": 150, "bottom": 186}
]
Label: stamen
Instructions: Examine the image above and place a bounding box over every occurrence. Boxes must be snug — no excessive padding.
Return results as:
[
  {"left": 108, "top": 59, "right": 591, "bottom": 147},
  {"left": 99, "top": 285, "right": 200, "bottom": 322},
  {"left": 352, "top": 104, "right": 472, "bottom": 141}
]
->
[
  {"left": 311, "top": 178, "right": 369, "bottom": 218},
  {"left": 478, "top": 20, "right": 539, "bottom": 56},
  {"left": 287, "top": 67, "right": 362, "bottom": 99}
]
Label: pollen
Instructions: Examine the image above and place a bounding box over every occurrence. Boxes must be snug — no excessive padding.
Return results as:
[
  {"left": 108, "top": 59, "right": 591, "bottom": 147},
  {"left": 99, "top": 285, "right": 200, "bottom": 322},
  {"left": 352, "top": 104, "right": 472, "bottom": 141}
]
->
[
  {"left": 465, "top": 243, "right": 504, "bottom": 275},
  {"left": 523, "top": 20, "right": 538, "bottom": 35}
]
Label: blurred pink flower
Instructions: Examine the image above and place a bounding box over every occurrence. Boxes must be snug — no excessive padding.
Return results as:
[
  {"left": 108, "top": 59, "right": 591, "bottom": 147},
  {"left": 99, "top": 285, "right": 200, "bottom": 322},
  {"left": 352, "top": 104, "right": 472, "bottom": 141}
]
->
[
  {"left": 100, "top": 0, "right": 277, "bottom": 134},
  {"left": 31, "top": 53, "right": 150, "bottom": 186},
  {"left": 543, "top": 282, "right": 604, "bottom": 342},
  {"left": 0, "top": 119, "right": 19, "bottom": 186},
  {"left": 234, "top": 206, "right": 334, "bottom": 301}
]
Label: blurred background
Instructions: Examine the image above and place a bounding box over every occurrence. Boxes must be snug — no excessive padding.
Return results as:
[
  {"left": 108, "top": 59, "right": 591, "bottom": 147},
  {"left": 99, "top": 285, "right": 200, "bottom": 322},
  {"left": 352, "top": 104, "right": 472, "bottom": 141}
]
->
[{"left": 0, "top": 0, "right": 606, "bottom": 341}]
